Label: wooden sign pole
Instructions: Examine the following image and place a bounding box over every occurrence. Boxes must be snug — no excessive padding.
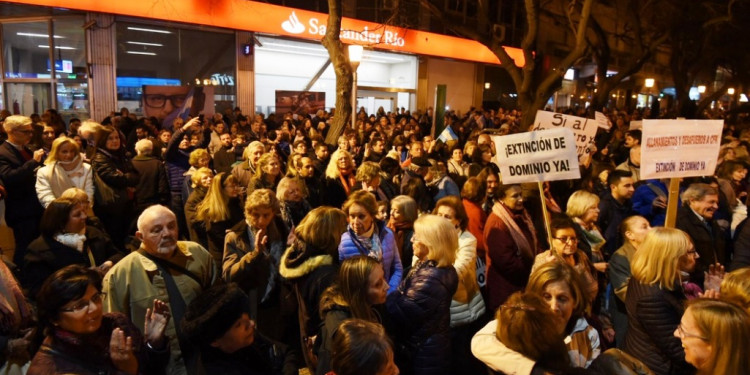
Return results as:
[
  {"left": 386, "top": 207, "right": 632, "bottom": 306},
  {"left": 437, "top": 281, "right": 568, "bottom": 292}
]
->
[
  {"left": 664, "top": 177, "right": 680, "bottom": 228},
  {"left": 538, "top": 181, "right": 554, "bottom": 251}
]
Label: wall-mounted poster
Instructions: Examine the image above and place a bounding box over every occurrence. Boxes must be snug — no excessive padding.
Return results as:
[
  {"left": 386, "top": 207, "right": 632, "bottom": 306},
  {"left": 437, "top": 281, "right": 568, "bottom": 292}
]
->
[
  {"left": 275, "top": 90, "right": 325, "bottom": 115},
  {"left": 142, "top": 85, "right": 215, "bottom": 130}
]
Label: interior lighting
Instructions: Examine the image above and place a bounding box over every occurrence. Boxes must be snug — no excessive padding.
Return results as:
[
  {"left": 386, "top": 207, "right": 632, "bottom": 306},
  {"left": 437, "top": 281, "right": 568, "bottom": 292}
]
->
[
  {"left": 38, "top": 45, "right": 75, "bottom": 50},
  {"left": 697, "top": 85, "right": 706, "bottom": 93},
  {"left": 127, "top": 27, "right": 172, "bottom": 34},
  {"left": 126, "top": 41, "right": 163, "bottom": 47},
  {"left": 728, "top": 88, "right": 735, "bottom": 95},
  {"left": 18, "top": 32, "right": 63, "bottom": 38},
  {"left": 126, "top": 51, "right": 156, "bottom": 56},
  {"left": 644, "top": 78, "right": 655, "bottom": 88}
]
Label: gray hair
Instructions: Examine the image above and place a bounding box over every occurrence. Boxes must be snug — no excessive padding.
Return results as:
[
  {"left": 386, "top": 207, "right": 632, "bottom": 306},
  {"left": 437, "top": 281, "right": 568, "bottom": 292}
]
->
[
  {"left": 681, "top": 183, "right": 718, "bottom": 204},
  {"left": 134, "top": 139, "right": 153, "bottom": 156},
  {"left": 2, "top": 115, "right": 31, "bottom": 133},
  {"left": 136, "top": 205, "right": 175, "bottom": 233}
]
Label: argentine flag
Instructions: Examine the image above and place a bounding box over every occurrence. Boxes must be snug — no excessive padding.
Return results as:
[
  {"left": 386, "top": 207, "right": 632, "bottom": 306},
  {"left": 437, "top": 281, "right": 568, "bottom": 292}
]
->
[{"left": 438, "top": 125, "right": 458, "bottom": 143}]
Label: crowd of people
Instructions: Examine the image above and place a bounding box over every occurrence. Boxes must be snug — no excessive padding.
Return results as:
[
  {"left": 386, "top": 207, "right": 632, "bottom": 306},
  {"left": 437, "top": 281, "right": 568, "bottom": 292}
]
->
[{"left": 1, "top": 104, "right": 750, "bottom": 375}]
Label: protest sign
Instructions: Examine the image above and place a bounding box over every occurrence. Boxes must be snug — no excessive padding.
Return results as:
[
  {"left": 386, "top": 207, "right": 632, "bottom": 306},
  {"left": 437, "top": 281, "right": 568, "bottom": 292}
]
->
[
  {"left": 629, "top": 120, "right": 642, "bottom": 130},
  {"left": 640, "top": 119, "right": 723, "bottom": 179},
  {"left": 529, "top": 110, "right": 597, "bottom": 157},
  {"left": 595, "top": 111, "right": 612, "bottom": 130},
  {"left": 492, "top": 128, "right": 580, "bottom": 185}
]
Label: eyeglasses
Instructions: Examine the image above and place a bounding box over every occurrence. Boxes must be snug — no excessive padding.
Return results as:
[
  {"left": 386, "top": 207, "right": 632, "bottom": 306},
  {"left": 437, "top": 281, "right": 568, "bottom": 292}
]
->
[
  {"left": 60, "top": 292, "right": 106, "bottom": 313},
  {"left": 676, "top": 324, "right": 707, "bottom": 341},
  {"left": 144, "top": 94, "right": 187, "bottom": 109},
  {"left": 554, "top": 236, "right": 578, "bottom": 244}
]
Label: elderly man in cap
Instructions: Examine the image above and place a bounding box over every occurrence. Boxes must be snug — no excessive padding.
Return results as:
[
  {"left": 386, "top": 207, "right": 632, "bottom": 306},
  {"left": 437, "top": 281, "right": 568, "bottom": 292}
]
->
[
  {"left": 0, "top": 115, "right": 45, "bottom": 266},
  {"left": 103, "top": 204, "right": 218, "bottom": 375}
]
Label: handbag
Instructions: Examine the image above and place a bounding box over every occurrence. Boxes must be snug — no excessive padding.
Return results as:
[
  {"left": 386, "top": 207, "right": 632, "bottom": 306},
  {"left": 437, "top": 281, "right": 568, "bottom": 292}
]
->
[{"left": 92, "top": 171, "right": 117, "bottom": 206}]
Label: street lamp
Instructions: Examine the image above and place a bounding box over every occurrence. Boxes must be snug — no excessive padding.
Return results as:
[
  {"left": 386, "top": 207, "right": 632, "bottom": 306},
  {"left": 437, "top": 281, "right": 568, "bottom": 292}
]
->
[
  {"left": 728, "top": 88, "right": 735, "bottom": 95},
  {"left": 698, "top": 85, "right": 706, "bottom": 94},
  {"left": 348, "top": 44, "right": 363, "bottom": 129},
  {"left": 644, "top": 78, "right": 655, "bottom": 88}
]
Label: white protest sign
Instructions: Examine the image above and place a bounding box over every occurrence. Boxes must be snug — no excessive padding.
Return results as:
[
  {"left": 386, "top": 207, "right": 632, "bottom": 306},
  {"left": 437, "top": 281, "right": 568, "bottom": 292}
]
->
[
  {"left": 629, "top": 120, "right": 642, "bottom": 130},
  {"left": 595, "top": 111, "right": 611, "bottom": 130},
  {"left": 640, "top": 119, "right": 723, "bottom": 179},
  {"left": 492, "top": 128, "right": 580, "bottom": 184},
  {"left": 529, "top": 110, "right": 597, "bottom": 157}
]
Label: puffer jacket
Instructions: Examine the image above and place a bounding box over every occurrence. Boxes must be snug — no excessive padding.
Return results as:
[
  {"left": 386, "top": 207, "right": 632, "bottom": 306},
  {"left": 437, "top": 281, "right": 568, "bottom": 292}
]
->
[
  {"left": 386, "top": 260, "right": 458, "bottom": 375},
  {"left": 338, "top": 220, "right": 403, "bottom": 293},
  {"left": 623, "top": 279, "right": 694, "bottom": 375}
]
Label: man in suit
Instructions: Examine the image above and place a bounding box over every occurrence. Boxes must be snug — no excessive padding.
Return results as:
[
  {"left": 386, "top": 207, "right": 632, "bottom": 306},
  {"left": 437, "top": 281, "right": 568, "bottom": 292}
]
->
[
  {"left": 0, "top": 116, "right": 45, "bottom": 266},
  {"left": 676, "top": 182, "right": 728, "bottom": 287}
]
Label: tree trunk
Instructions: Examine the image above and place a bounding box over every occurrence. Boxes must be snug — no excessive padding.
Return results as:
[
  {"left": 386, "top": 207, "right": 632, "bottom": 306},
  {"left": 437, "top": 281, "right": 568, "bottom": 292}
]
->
[{"left": 322, "top": 0, "right": 353, "bottom": 146}]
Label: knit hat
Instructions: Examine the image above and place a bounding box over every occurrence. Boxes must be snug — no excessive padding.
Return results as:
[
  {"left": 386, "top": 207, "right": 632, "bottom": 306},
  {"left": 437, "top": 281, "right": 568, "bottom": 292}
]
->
[{"left": 181, "top": 283, "right": 251, "bottom": 346}]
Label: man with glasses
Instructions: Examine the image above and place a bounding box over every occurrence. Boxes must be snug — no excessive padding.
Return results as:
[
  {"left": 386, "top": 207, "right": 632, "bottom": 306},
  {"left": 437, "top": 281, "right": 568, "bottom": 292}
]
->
[
  {"left": 0, "top": 115, "right": 45, "bottom": 266},
  {"left": 142, "top": 85, "right": 191, "bottom": 131}
]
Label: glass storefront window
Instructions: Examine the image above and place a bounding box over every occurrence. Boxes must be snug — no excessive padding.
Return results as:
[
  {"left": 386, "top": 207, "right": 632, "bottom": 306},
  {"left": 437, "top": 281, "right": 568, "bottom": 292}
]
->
[
  {"left": 3, "top": 82, "right": 52, "bottom": 115},
  {"left": 52, "top": 17, "right": 89, "bottom": 122},
  {"left": 254, "top": 36, "right": 417, "bottom": 115},
  {"left": 3, "top": 21, "right": 52, "bottom": 79},
  {"left": 115, "top": 21, "right": 236, "bottom": 127}
]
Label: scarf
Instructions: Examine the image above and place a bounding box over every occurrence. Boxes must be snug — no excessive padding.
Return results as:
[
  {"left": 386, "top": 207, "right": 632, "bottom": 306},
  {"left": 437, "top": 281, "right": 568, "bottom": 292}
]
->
[
  {"left": 338, "top": 171, "right": 356, "bottom": 195},
  {"left": 387, "top": 217, "right": 413, "bottom": 261},
  {"left": 46, "top": 157, "right": 85, "bottom": 198},
  {"left": 491, "top": 202, "right": 538, "bottom": 260},
  {"left": 54, "top": 232, "right": 87, "bottom": 252},
  {"left": 0, "top": 261, "right": 32, "bottom": 333},
  {"left": 353, "top": 223, "right": 383, "bottom": 261}
]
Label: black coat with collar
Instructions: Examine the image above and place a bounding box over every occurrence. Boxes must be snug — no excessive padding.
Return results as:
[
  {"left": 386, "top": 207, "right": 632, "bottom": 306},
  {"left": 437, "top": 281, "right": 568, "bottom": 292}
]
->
[
  {"left": 21, "top": 226, "right": 122, "bottom": 298},
  {"left": 623, "top": 279, "right": 694, "bottom": 375},
  {"left": 0, "top": 141, "right": 43, "bottom": 224},
  {"left": 675, "top": 205, "right": 728, "bottom": 285}
]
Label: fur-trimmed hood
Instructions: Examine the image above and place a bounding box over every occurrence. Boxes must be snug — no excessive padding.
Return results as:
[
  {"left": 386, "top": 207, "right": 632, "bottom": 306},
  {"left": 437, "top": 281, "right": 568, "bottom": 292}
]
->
[{"left": 279, "top": 243, "right": 334, "bottom": 280}]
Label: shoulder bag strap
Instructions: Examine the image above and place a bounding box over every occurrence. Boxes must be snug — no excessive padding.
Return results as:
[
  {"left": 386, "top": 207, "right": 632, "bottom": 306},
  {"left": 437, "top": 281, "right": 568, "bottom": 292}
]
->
[
  {"left": 138, "top": 249, "right": 205, "bottom": 289},
  {"left": 137, "top": 250, "right": 203, "bottom": 375}
]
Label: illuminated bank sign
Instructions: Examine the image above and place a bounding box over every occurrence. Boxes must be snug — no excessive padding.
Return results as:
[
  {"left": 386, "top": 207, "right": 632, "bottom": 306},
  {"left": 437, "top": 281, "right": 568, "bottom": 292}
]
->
[
  {"left": 281, "top": 11, "right": 406, "bottom": 47},
  {"left": 6, "top": 0, "right": 524, "bottom": 66}
]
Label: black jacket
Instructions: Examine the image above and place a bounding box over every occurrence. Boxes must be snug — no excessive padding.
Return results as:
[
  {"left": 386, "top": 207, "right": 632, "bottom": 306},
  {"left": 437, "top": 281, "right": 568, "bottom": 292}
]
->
[
  {"left": 675, "top": 206, "right": 728, "bottom": 286},
  {"left": 22, "top": 227, "right": 122, "bottom": 298},
  {"left": 386, "top": 260, "right": 457, "bottom": 375},
  {"left": 623, "top": 279, "right": 694, "bottom": 375},
  {"left": 131, "top": 154, "right": 169, "bottom": 211},
  {"left": 0, "top": 141, "right": 43, "bottom": 225},
  {"left": 200, "top": 333, "right": 297, "bottom": 375},
  {"left": 597, "top": 193, "right": 633, "bottom": 259}
]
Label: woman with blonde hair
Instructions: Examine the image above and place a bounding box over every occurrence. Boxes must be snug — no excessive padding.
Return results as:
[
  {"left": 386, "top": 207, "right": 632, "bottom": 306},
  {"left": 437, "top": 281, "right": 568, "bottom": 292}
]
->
[
  {"left": 184, "top": 167, "right": 213, "bottom": 244},
  {"left": 719, "top": 267, "right": 750, "bottom": 312},
  {"left": 386, "top": 215, "right": 458, "bottom": 375},
  {"left": 248, "top": 152, "right": 282, "bottom": 193},
  {"left": 624, "top": 227, "right": 695, "bottom": 375},
  {"left": 195, "top": 172, "right": 243, "bottom": 261},
  {"left": 566, "top": 190, "right": 607, "bottom": 274},
  {"left": 316, "top": 256, "right": 389, "bottom": 375},
  {"left": 325, "top": 149, "right": 356, "bottom": 208},
  {"left": 433, "top": 196, "right": 485, "bottom": 375},
  {"left": 674, "top": 299, "right": 750, "bottom": 375},
  {"left": 36, "top": 136, "right": 93, "bottom": 208}
]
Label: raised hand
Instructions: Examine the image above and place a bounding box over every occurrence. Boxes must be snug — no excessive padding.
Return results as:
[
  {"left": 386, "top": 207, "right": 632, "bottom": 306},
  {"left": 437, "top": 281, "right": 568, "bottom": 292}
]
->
[
  {"left": 703, "top": 262, "right": 725, "bottom": 292},
  {"left": 144, "top": 299, "right": 170, "bottom": 350},
  {"left": 109, "top": 328, "right": 138, "bottom": 375}
]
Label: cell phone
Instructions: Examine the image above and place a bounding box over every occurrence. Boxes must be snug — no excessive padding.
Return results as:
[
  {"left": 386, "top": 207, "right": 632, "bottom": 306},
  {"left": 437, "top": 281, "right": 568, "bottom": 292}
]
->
[{"left": 198, "top": 114, "right": 205, "bottom": 124}]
